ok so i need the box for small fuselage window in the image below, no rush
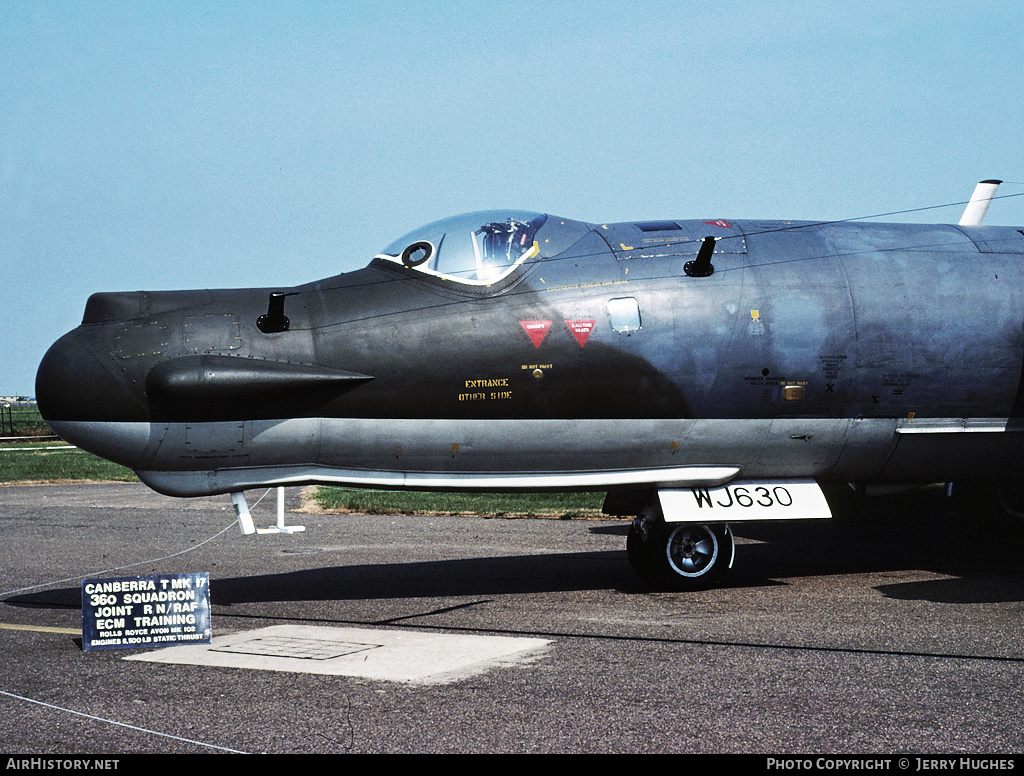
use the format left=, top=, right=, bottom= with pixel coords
left=608, top=297, right=642, bottom=332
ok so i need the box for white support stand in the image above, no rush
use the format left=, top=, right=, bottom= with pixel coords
left=231, top=488, right=305, bottom=535
left=257, top=487, right=305, bottom=534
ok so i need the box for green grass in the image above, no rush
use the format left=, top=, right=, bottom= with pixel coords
left=0, top=442, right=138, bottom=484
left=311, top=487, right=607, bottom=518
left=0, top=403, right=51, bottom=438
left=0, top=403, right=138, bottom=483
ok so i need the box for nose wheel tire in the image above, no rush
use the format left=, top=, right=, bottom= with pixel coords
left=627, top=507, right=734, bottom=590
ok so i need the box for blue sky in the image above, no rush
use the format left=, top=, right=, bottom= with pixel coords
left=3, top=0, right=1023, bottom=396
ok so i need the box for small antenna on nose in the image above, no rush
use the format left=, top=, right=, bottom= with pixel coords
left=257, top=292, right=293, bottom=333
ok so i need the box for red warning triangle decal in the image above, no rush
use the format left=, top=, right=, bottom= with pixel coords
left=520, top=319, right=552, bottom=348
left=565, top=319, right=596, bottom=347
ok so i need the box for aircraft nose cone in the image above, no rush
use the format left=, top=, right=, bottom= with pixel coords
left=36, top=328, right=148, bottom=423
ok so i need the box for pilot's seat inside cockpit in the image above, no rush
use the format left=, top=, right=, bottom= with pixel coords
left=374, top=211, right=547, bottom=285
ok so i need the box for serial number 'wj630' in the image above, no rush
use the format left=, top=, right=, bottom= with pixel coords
left=658, top=479, right=833, bottom=523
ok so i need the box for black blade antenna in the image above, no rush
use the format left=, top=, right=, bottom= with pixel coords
left=257, top=292, right=294, bottom=333
left=684, top=236, right=716, bottom=277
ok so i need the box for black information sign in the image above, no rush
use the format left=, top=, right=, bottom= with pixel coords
left=81, top=572, right=212, bottom=651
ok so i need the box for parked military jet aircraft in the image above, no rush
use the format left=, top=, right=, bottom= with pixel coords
left=35, top=181, right=1024, bottom=589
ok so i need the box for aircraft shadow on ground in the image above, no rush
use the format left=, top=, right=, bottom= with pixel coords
left=6, top=488, right=1024, bottom=609
left=5, top=549, right=641, bottom=610
left=732, top=486, right=1024, bottom=603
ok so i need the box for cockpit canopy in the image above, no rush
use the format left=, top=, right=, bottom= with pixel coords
left=374, top=210, right=547, bottom=285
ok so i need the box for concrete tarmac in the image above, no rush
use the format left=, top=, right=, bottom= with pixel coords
left=1, top=481, right=1023, bottom=754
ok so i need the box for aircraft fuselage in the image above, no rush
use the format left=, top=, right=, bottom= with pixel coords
left=36, top=213, right=1024, bottom=502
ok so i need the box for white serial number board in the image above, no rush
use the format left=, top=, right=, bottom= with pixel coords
left=659, top=479, right=833, bottom=522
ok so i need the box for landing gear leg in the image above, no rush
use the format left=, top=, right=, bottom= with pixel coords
left=626, top=502, right=734, bottom=590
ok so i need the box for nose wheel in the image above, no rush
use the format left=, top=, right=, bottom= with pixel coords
left=626, top=503, right=734, bottom=590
